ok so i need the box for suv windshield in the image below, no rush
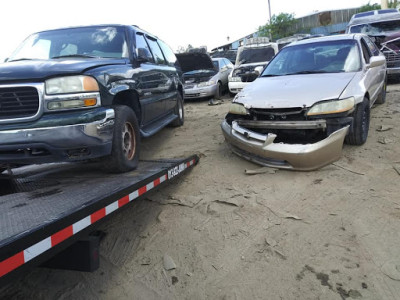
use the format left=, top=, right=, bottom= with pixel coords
left=237, top=47, right=275, bottom=64
left=262, top=40, right=361, bottom=76
left=9, top=26, right=129, bottom=61
left=349, top=19, right=400, bottom=34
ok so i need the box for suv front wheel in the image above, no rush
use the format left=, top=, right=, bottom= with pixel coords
left=105, top=105, right=140, bottom=173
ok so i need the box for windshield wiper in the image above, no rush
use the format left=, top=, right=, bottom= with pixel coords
left=51, top=54, right=98, bottom=59
left=261, top=74, right=284, bottom=77
left=285, top=70, right=331, bottom=75
left=8, top=58, right=33, bottom=62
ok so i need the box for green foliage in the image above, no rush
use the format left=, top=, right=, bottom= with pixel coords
left=389, top=0, right=398, bottom=8
left=358, top=1, right=398, bottom=12
left=358, top=2, right=381, bottom=12
left=258, top=13, right=297, bottom=41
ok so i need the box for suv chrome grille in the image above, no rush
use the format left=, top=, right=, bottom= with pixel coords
left=383, top=50, right=400, bottom=68
left=0, top=86, right=39, bottom=119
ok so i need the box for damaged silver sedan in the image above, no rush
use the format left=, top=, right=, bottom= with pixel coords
left=221, top=34, right=387, bottom=170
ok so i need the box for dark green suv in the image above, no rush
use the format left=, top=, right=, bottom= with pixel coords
left=0, top=25, right=184, bottom=172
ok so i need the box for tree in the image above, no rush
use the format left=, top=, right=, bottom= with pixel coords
left=258, top=13, right=297, bottom=41
left=358, top=2, right=381, bottom=12
left=358, top=1, right=398, bottom=12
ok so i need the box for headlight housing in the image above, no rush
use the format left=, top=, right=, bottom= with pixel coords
left=229, top=103, right=249, bottom=115
left=46, top=75, right=99, bottom=95
left=197, top=80, right=216, bottom=87
left=307, top=97, right=355, bottom=116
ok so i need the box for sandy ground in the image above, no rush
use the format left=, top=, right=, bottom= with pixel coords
left=1, top=86, right=400, bottom=300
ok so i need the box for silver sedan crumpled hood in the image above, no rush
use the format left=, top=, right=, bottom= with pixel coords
left=235, top=73, right=357, bottom=109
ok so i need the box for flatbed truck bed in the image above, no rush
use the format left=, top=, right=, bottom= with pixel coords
left=0, top=155, right=198, bottom=285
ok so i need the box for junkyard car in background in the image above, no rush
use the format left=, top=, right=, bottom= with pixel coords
left=228, top=38, right=279, bottom=95
left=211, top=49, right=238, bottom=64
left=346, top=9, right=400, bottom=75
left=222, top=34, right=387, bottom=170
left=0, top=25, right=184, bottom=173
left=176, top=53, right=233, bottom=99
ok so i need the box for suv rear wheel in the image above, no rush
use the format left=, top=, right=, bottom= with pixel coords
left=170, top=93, right=184, bottom=127
left=105, top=105, right=140, bottom=172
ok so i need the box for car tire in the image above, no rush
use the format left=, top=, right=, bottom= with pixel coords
left=345, top=97, right=370, bottom=145
left=105, top=105, right=140, bottom=173
left=170, top=93, right=184, bottom=127
left=215, top=82, right=222, bottom=100
left=375, top=77, right=387, bottom=104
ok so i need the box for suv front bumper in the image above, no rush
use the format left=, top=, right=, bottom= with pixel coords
left=0, top=107, right=115, bottom=165
left=221, top=120, right=349, bottom=171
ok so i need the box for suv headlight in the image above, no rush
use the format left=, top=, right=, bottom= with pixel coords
left=198, top=80, right=216, bottom=87
left=307, top=97, right=355, bottom=116
left=45, top=75, right=100, bottom=111
left=46, top=75, right=99, bottom=95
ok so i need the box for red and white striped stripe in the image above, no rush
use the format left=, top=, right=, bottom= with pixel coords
left=0, top=159, right=195, bottom=278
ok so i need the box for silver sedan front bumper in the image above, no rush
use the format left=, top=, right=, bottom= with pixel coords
left=184, top=84, right=218, bottom=99
left=221, top=120, right=349, bottom=171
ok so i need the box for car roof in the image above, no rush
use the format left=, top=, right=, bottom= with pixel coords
left=34, top=24, right=157, bottom=38
left=287, top=34, right=362, bottom=47
left=35, top=24, right=127, bottom=33
left=348, top=9, right=400, bottom=27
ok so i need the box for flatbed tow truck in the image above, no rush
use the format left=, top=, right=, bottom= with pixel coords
left=0, top=155, right=198, bottom=286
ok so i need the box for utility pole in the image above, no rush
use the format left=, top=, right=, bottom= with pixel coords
left=381, top=0, right=388, bottom=9
left=268, top=0, right=272, bottom=41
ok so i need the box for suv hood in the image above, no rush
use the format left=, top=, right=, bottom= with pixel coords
left=176, top=53, right=215, bottom=73
left=0, top=58, right=127, bottom=82
left=235, top=73, right=356, bottom=108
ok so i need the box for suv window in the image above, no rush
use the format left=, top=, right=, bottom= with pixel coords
left=135, top=33, right=154, bottom=63
left=158, top=40, right=177, bottom=67
left=146, top=37, right=166, bottom=65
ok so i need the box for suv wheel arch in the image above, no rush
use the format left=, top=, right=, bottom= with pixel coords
left=112, top=90, right=141, bottom=124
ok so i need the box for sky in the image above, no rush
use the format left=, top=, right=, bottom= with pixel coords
left=0, top=0, right=370, bottom=61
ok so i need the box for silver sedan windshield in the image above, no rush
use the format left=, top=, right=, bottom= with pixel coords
left=262, top=40, right=361, bottom=76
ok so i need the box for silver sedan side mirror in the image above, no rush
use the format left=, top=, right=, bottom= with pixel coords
left=368, top=56, right=386, bottom=68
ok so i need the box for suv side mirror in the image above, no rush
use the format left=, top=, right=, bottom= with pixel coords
left=368, top=56, right=385, bottom=68
left=137, top=48, right=152, bottom=63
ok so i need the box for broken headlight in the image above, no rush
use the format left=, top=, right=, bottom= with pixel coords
left=307, top=97, right=355, bottom=116
left=229, top=103, right=249, bottom=115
